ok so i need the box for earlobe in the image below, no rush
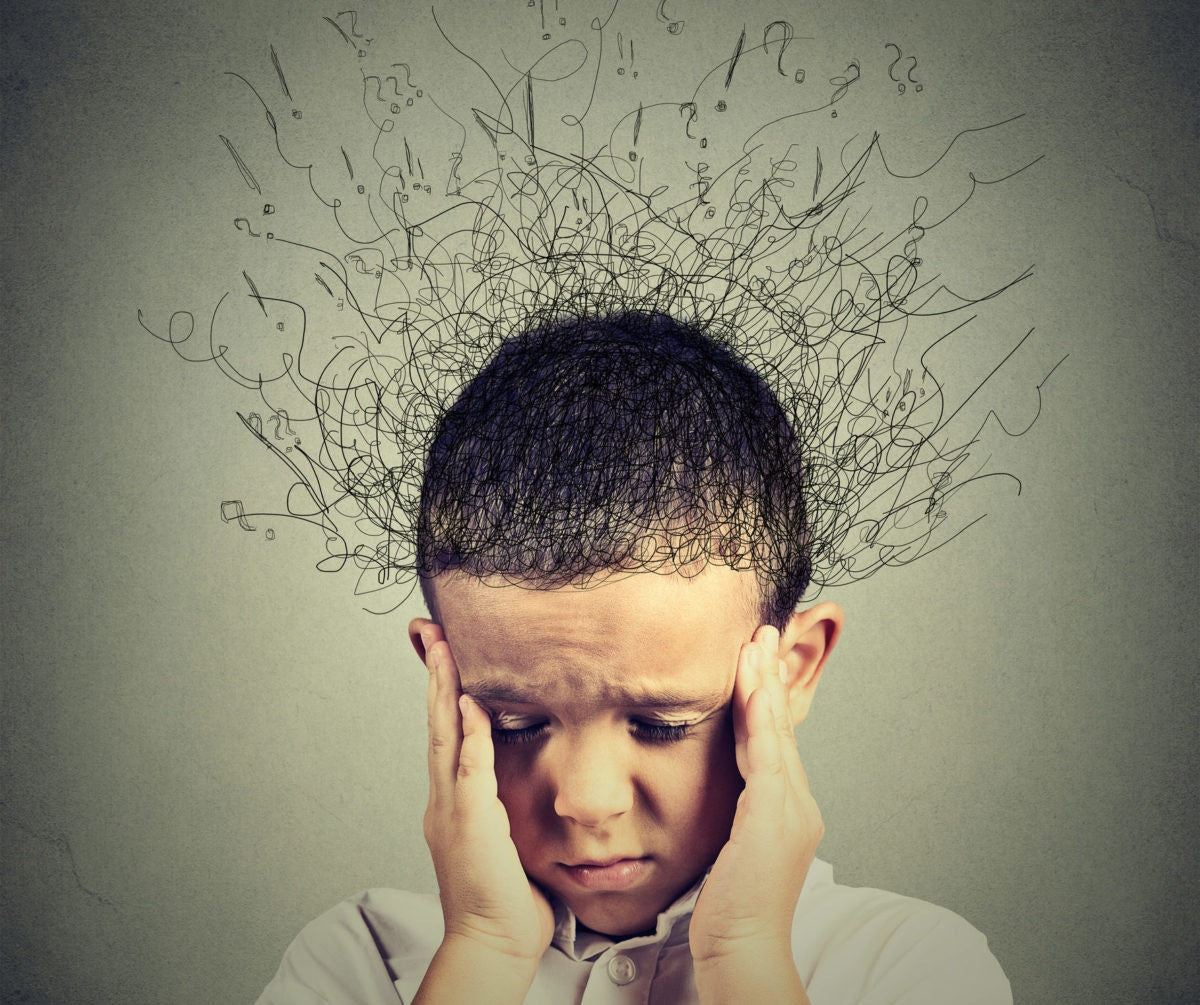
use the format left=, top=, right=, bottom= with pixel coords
left=777, top=602, right=844, bottom=724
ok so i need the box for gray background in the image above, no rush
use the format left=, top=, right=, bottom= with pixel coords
left=2, top=0, right=1196, bottom=1002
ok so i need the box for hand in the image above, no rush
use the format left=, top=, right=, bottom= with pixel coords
left=418, top=621, right=556, bottom=965
left=689, top=625, right=823, bottom=972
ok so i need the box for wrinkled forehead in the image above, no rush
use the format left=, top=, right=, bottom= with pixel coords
left=431, top=565, right=760, bottom=704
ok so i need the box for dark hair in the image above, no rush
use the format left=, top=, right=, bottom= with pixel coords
left=416, top=311, right=810, bottom=630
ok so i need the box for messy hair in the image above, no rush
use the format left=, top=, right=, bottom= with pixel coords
left=416, top=311, right=809, bottom=630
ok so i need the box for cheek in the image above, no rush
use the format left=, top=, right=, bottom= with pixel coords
left=493, top=750, right=547, bottom=845
left=494, top=749, right=536, bottom=810
left=645, top=724, right=742, bottom=828
left=703, top=714, right=741, bottom=790
left=682, top=721, right=743, bottom=832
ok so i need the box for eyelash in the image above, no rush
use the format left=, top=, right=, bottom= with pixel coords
left=491, top=720, right=694, bottom=746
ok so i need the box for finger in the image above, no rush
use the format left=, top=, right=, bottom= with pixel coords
left=723, top=683, right=784, bottom=851
left=767, top=656, right=793, bottom=737
left=422, top=620, right=447, bottom=736
left=748, top=643, right=806, bottom=811
left=427, top=641, right=464, bottom=804
left=769, top=651, right=813, bottom=798
left=754, top=624, right=810, bottom=780
left=750, top=625, right=788, bottom=729
left=753, top=623, right=780, bottom=659
left=456, top=694, right=498, bottom=794
left=742, top=685, right=787, bottom=809
left=745, top=631, right=823, bottom=847
left=732, top=641, right=762, bottom=779
left=762, top=650, right=813, bottom=798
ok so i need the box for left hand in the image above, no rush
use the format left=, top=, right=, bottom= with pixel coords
left=689, top=624, right=824, bottom=965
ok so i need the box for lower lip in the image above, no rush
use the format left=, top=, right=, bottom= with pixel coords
left=560, top=858, right=650, bottom=891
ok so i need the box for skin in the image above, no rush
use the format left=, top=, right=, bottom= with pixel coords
left=409, top=564, right=843, bottom=1003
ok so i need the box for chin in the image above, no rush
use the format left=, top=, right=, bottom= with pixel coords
left=571, top=894, right=663, bottom=938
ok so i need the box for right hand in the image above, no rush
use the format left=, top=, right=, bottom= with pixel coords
left=417, top=620, right=556, bottom=964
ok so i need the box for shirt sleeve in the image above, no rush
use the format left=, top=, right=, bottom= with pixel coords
left=255, top=898, right=407, bottom=1005
left=853, top=907, right=1012, bottom=1005
left=795, top=864, right=1012, bottom=1005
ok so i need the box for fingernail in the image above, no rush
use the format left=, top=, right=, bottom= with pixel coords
left=768, top=626, right=781, bottom=654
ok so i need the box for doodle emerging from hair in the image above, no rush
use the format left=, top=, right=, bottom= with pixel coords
left=141, top=7, right=1055, bottom=614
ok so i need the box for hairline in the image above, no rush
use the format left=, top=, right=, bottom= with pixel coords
left=419, top=560, right=770, bottom=631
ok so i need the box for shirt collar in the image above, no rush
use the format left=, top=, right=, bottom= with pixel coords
left=550, top=872, right=708, bottom=962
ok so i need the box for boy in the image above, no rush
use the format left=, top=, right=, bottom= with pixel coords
left=257, top=312, right=1011, bottom=1003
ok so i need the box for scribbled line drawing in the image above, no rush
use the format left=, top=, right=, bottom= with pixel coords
left=219, top=135, right=261, bottom=193
left=142, top=6, right=1061, bottom=612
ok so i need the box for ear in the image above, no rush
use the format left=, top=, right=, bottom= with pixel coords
left=776, top=601, right=844, bottom=725
left=408, top=617, right=438, bottom=664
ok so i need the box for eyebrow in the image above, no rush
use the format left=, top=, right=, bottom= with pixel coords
left=463, top=678, right=728, bottom=712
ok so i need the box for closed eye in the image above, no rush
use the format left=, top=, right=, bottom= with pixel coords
left=630, top=720, right=693, bottom=744
left=492, top=721, right=549, bottom=745
left=490, top=719, right=694, bottom=745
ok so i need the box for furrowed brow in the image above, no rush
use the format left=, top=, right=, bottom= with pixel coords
left=464, top=678, right=727, bottom=711
left=462, top=681, right=540, bottom=706
left=619, top=687, right=728, bottom=710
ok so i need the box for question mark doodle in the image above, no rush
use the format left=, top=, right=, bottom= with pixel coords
left=657, top=0, right=684, bottom=34
left=679, top=102, right=698, bottom=139
left=220, top=500, right=256, bottom=532
left=268, top=410, right=296, bottom=441
left=886, top=42, right=903, bottom=84
left=764, top=20, right=793, bottom=77
left=392, top=63, right=416, bottom=90
left=885, top=43, right=922, bottom=93
left=829, top=60, right=861, bottom=106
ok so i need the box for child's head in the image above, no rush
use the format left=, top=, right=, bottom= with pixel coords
left=409, top=312, right=841, bottom=935
left=415, top=311, right=812, bottom=630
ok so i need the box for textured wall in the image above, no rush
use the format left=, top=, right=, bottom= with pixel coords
left=2, top=0, right=1196, bottom=1002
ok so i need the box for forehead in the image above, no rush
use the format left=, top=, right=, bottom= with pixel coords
left=433, top=565, right=760, bottom=706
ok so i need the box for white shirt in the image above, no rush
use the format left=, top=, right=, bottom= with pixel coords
left=257, top=859, right=1011, bottom=1003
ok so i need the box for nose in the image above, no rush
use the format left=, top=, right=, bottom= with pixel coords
left=551, top=733, right=635, bottom=827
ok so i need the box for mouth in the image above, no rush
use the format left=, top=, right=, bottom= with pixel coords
left=559, top=857, right=651, bottom=892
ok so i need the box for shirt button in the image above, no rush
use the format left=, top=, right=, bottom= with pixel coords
left=607, top=954, right=637, bottom=985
